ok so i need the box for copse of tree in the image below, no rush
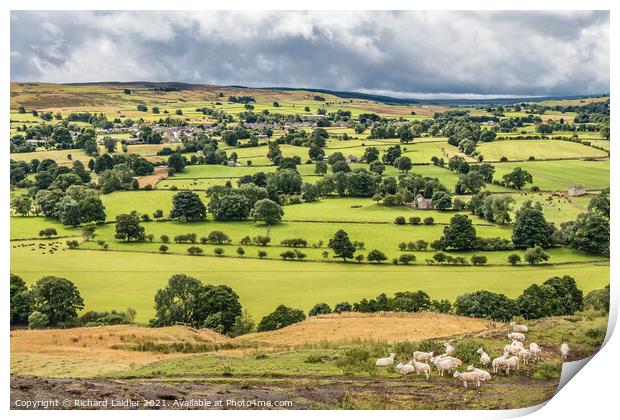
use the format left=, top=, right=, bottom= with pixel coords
left=170, top=191, right=207, bottom=221
left=516, top=275, right=584, bottom=320
left=257, top=305, right=306, bottom=332
left=150, top=274, right=242, bottom=334
left=455, top=290, right=518, bottom=322
left=555, top=211, right=609, bottom=256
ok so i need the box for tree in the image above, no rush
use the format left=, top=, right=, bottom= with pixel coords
left=10, top=274, right=32, bottom=325
left=502, top=167, right=533, bottom=189
left=507, top=254, right=521, bottom=266
left=455, top=172, right=486, bottom=194
left=114, top=212, right=145, bottom=241
left=363, top=147, right=380, bottom=163
left=559, top=212, right=610, bottom=256
left=170, top=191, right=207, bottom=221
left=588, top=190, right=610, bottom=217
left=393, top=156, right=413, bottom=173
left=309, top=303, right=332, bottom=316
left=58, top=196, right=82, bottom=226
left=30, top=276, right=84, bottom=326
left=369, top=161, right=385, bottom=175
left=198, top=285, right=243, bottom=334
left=11, top=195, right=32, bottom=216
left=103, top=137, right=117, bottom=153
left=441, top=214, right=477, bottom=250
left=314, top=161, right=328, bottom=176
left=398, top=254, right=416, bottom=265
left=512, top=201, right=555, bottom=248
left=366, top=249, right=388, bottom=264
left=470, top=255, right=487, bottom=266
left=79, top=195, right=106, bottom=223
left=151, top=274, right=203, bottom=326
left=329, top=229, right=356, bottom=261
left=432, top=190, right=452, bottom=210
left=167, top=153, right=186, bottom=173
left=455, top=290, right=518, bottom=322
left=28, top=311, right=49, bottom=329
left=257, top=305, right=306, bottom=332
left=251, top=199, right=283, bottom=225
left=524, top=246, right=550, bottom=265
left=517, top=275, right=584, bottom=319
left=584, top=286, right=610, bottom=313
left=228, top=309, right=256, bottom=337
left=334, top=302, right=353, bottom=313
left=38, top=228, right=58, bottom=238
left=392, top=291, right=431, bottom=312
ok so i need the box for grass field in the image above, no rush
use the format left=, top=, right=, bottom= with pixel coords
left=10, top=245, right=609, bottom=322
left=477, top=140, right=608, bottom=161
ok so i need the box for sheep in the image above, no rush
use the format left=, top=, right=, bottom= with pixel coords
left=396, top=362, right=416, bottom=375
left=412, top=351, right=433, bottom=363
left=376, top=353, right=396, bottom=367
left=560, top=343, right=570, bottom=360
left=443, top=342, right=455, bottom=356
left=412, top=360, right=431, bottom=379
left=466, top=365, right=492, bottom=381
left=501, top=354, right=520, bottom=374
left=477, top=348, right=491, bottom=366
left=511, top=339, right=524, bottom=348
left=431, top=356, right=454, bottom=376
left=510, top=321, right=528, bottom=333
left=503, top=342, right=520, bottom=355
left=440, top=355, right=462, bottom=368
left=529, top=343, right=542, bottom=361
left=517, top=347, right=530, bottom=365
left=492, top=355, right=507, bottom=373
left=508, top=332, right=526, bottom=341
left=453, top=371, right=481, bottom=388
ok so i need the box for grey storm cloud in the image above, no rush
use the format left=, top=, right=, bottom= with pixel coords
left=10, top=10, right=610, bottom=98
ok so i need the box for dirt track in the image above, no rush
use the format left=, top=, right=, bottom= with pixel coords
left=10, top=374, right=558, bottom=410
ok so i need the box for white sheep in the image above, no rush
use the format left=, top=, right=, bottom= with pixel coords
left=376, top=353, right=396, bottom=367
left=431, top=356, right=453, bottom=376
left=453, top=371, right=481, bottom=388
left=517, top=347, right=530, bottom=365
left=501, top=354, right=520, bottom=374
left=560, top=343, right=570, bottom=360
left=510, top=321, right=528, bottom=333
left=413, top=351, right=434, bottom=363
left=529, top=343, right=542, bottom=361
left=412, top=360, right=431, bottom=379
left=477, top=348, right=491, bottom=366
left=492, top=354, right=507, bottom=373
left=508, top=332, right=526, bottom=341
left=443, top=342, right=455, bottom=356
left=466, top=365, right=492, bottom=381
left=503, top=342, right=520, bottom=355
left=441, top=355, right=462, bottom=368
left=396, top=361, right=416, bottom=375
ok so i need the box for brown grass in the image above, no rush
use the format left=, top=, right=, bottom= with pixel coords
left=234, top=312, right=498, bottom=346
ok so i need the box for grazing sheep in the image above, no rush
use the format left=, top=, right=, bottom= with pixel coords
left=560, top=343, right=570, bottom=360
left=503, top=342, right=520, bottom=355
left=453, top=371, right=481, bottom=388
left=511, top=339, right=524, bottom=348
left=508, top=332, right=526, bottom=341
left=376, top=353, right=396, bottom=367
left=517, top=347, right=530, bottom=365
left=492, top=355, right=507, bottom=373
left=431, top=356, right=453, bottom=376
left=501, top=354, right=520, bottom=374
left=439, top=355, right=462, bottom=368
left=396, top=362, right=416, bottom=375
left=413, top=351, right=433, bottom=363
left=510, top=322, right=528, bottom=333
left=529, top=343, right=542, bottom=361
left=466, top=365, right=492, bottom=381
left=443, top=342, right=455, bottom=356
left=477, top=348, right=491, bottom=366
left=412, top=361, right=431, bottom=379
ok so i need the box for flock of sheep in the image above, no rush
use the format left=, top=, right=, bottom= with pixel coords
left=377, top=321, right=571, bottom=388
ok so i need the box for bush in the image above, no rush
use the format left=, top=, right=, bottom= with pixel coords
left=187, top=246, right=204, bottom=255
left=453, top=340, right=484, bottom=365
left=159, top=245, right=169, bottom=253
left=394, top=216, right=406, bottom=225
left=398, top=254, right=416, bottom=265
left=66, top=240, right=79, bottom=249
left=584, top=286, right=610, bottom=313
left=409, top=217, right=421, bottom=225
left=257, top=250, right=268, bottom=258
left=366, top=249, right=388, bottom=264
left=280, top=238, right=308, bottom=247
left=455, top=290, right=518, bottom=322
left=334, top=302, right=352, bottom=313
left=470, top=255, right=487, bottom=266
left=28, top=311, right=49, bottom=329
left=309, top=303, right=332, bottom=316
left=257, top=305, right=306, bottom=331
left=507, top=253, right=521, bottom=265
left=280, top=250, right=296, bottom=260
left=423, top=217, right=434, bottom=225
left=214, top=247, right=225, bottom=256
left=532, top=363, right=562, bottom=379
left=335, top=346, right=376, bottom=375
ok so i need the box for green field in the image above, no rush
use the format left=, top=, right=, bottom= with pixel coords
left=477, top=140, right=608, bottom=161
left=10, top=245, right=609, bottom=322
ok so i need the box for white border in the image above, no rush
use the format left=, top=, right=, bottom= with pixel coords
left=2, top=2, right=617, bottom=419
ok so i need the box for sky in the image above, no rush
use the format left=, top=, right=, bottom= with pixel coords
left=10, top=10, right=610, bottom=99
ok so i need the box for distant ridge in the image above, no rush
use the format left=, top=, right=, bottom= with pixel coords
left=50, top=81, right=609, bottom=106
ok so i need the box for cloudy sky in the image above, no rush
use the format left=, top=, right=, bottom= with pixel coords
left=10, top=10, right=609, bottom=98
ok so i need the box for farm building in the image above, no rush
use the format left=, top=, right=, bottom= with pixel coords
left=226, top=160, right=242, bottom=167
left=415, top=196, right=433, bottom=210
left=346, top=155, right=359, bottom=163
left=567, top=185, right=587, bottom=196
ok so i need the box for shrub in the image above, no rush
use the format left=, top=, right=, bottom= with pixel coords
left=252, top=235, right=271, bottom=246
left=507, top=253, right=521, bottom=265
left=455, top=290, right=518, bottom=322
left=366, top=249, right=388, bottom=264
left=532, top=363, right=562, bottom=379
left=398, top=254, right=416, bottom=265
left=453, top=340, right=484, bottom=365
left=423, top=217, right=434, bottom=225
left=334, top=302, right=352, bottom=313
left=207, top=231, right=231, bottom=244
left=394, top=216, right=406, bottom=225
left=39, top=228, right=58, bottom=238
left=187, top=246, right=204, bottom=255
left=213, top=247, right=225, bottom=256
left=409, top=216, right=421, bottom=225
left=257, top=304, right=306, bottom=332
left=28, top=311, right=49, bottom=329
left=160, top=234, right=170, bottom=243
left=159, top=245, right=169, bottom=253
left=309, top=303, right=332, bottom=316
left=239, top=236, right=252, bottom=245
left=280, top=238, right=308, bottom=247
left=66, top=240, right=79, bottom=249
left=257, top=250, right=268, bottom=258
left=470, top=255, right=487, bottom=266
left=335, top=346, right=376, bottom=375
